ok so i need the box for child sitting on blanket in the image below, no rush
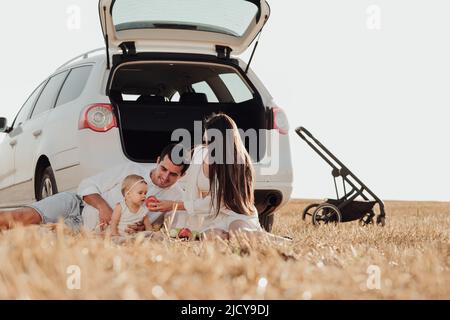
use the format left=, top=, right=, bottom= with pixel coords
left=110, top=175, right=153, bottom=237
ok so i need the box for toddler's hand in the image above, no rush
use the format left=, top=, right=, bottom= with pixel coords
left=125, top=221, right=145, bottom=234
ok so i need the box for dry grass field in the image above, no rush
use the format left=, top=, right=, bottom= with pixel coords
left=0, top=200, right=449, bottom=300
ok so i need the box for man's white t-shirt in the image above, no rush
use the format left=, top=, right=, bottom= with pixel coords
left=77, top=162, right=185, bottom=231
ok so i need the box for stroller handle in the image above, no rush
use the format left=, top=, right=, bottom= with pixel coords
left=295, top=127, right=329, bottom=154
left=295, top=126, right=386, bottom=220
left=295, top=127, right=311, bottom=140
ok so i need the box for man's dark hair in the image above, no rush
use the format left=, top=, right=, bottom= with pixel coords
left=159, top=143, right=190, bottom=175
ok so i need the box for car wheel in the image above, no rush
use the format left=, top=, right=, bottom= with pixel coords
left=259, top=212, right=274, bottom=232
left=37, top=166, right=58, bottom=201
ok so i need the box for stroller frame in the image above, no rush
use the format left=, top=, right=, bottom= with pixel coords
left=295, top=127, right=386, bottom=226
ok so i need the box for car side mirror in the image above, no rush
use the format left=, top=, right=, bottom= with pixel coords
left=0, top=117, right=9, bottom=133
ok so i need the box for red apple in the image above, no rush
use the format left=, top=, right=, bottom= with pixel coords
left=145, top=196, right=159, bottom=209
left=178, top=228, right=193, bottom=240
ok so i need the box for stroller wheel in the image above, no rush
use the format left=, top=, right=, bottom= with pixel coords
left=359, top=212, right=375, bottom=226
left=302, top=204, right=320, bottom=221
left=376, top=216, right=386, bottom=227
left=312, top=204, right=342, bottom=226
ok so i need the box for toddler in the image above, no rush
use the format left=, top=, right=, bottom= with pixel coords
left=110, top=175, right=152, bottom=236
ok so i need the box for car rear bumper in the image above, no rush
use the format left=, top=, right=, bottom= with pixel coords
left=254, top=182, right=293, bottom=216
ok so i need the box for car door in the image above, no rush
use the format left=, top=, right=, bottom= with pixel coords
left=98, top=0, right=270, bottom=56
left=44, top=65, right=94, bottom=192
left=13, top=71, right=69, bottom=203
left=0, top=133, right=15, bottom=197
left=0, top=81, right=46, bottom=207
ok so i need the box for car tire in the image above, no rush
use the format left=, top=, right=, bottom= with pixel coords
left=259, top=212, right=274, bottom=233
left=36, top=166, right=58, bottom=201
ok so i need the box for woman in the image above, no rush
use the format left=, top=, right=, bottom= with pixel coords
left=149, top=113, right=263, bottom=239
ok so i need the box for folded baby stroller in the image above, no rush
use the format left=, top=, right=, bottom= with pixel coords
left=295, top=127, right=386, bottom=226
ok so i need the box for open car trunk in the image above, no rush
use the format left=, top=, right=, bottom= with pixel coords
left=108, top=60, right=267, bottom=162
left=99, top=0, right=271, bottom=57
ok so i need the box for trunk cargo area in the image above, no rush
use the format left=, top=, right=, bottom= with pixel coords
left=108, top=60, right=267, bottom=162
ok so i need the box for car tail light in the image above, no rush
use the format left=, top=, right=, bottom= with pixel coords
left=79, top=104, right=117, bottom=132
left=273, top=107, right=289, bottom=135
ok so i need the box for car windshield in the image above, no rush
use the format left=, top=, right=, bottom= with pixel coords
left=112, top=0, right=259, bottom=37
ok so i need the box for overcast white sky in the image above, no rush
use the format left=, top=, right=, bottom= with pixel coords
left=0, top=1, right=449, bottom=201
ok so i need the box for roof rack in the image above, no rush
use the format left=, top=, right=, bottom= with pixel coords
left=56, top=48, right=105, bottom=71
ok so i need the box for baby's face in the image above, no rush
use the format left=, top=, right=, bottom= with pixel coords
left=127, top=183, right=148, bottom=205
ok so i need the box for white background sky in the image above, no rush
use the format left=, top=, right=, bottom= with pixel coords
left=0, top=1, right=449, bottom=202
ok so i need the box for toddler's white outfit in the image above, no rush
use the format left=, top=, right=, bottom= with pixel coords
left=116, top=201, right=148, bottom=236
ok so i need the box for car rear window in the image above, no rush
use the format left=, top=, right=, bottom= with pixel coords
left=110, top=62, right=255, bottom=104
left=112, top=0, right=259, bottom=37
left=219, top=73, right=254, bottom=103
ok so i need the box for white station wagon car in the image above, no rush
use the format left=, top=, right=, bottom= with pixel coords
left=0, top=0, right=293, bottom=231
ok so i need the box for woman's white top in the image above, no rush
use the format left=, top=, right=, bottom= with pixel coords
left=181, top=145, right=262, bottom=233
left=197, top=163, right=210, bottom=192
left=117, top=201, right=148, bottom=236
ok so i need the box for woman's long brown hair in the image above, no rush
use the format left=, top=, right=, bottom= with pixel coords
left=204, top=113, right=256, bottom=216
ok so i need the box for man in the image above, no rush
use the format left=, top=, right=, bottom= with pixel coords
left=0, top=144, right=189, bottom=232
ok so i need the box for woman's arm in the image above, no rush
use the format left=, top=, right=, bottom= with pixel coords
left=110, top=204, right=122, bottom=236
left=183, top=196, right=215, bottom=215
left=148, top=201, right=186, bottom=213
left=149, top=198, right=214, bottom=215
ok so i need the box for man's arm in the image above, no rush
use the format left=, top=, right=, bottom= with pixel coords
left=77, top=162, right=136, bottom=225
left=83, top=194, right=113, bottom=226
